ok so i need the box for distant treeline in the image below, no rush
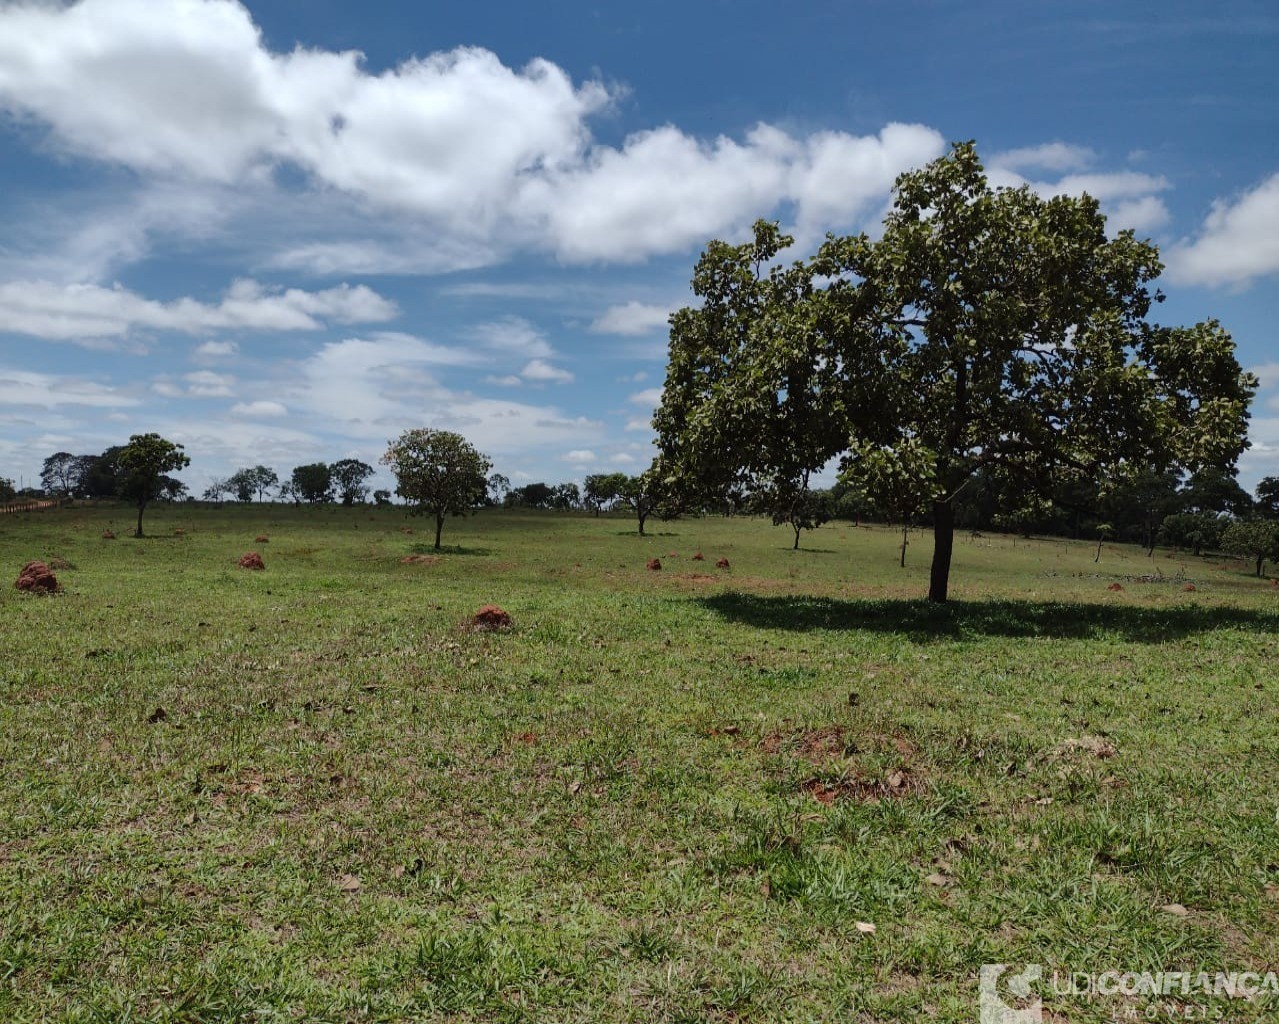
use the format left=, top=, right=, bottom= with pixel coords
left=19, top=448, right=1279, bottom=570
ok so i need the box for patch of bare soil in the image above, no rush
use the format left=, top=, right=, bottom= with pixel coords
left=255, top=535, right=270, bottom=543
left=102, top=530, right=115, bottom=540
left=677, top=573, right=719, bottom=583
left=1043, top=735, right=1118, bottom=762
left=799, top=767, right=921, bottom=805
left=762, top=724, right=849, bottom=760
left=238, top=552, right=266, bottom=570
left=470, top=604, right=513, bottom=631
left=399, top=554, right=440, bottom=566
left=15, top=560, right=59, bottom=593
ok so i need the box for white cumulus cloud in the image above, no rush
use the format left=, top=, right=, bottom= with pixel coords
left=1166, top=174, right=1279, bottom=289
left=0, top=1, right=949, bottom=267
left=521, top=359, right=573, bottom=384
left=590, top=301, right=672, bottom=336
left=230, top=400, right=287, bottom=417
left=0, top=279, right=397, bottom=343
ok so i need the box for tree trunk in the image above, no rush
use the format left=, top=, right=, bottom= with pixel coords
left=637, top=511, right=647, bottom=536
left=793, top=524, right=801, bottom=550
left=135, top=500, right=146, bottom=538
left=900, top=523, right=908, bottom=568
left=1095, top=538, right=1103, bottom=563
left=1257, top=555, right=1264, bottom=578
left=434, top=513, right=444, bottom=550
left=928, top=500, right=954, bottom=603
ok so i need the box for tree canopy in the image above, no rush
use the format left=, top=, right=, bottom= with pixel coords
left=381, top=429, right=492, bottom=550
left=655, top=142, right=1256, bottom=601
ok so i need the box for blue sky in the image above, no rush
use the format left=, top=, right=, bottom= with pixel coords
left=2, top=0, right=1277, bottom=496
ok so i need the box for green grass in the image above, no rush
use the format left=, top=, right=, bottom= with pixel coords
left=2, top=503, right=1278, bottom=1022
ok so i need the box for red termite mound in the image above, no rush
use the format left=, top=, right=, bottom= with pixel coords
left=15, top=561, right=58, bottom=593
left=255, top=535, right=269, bottom=543
left=238, top=552, right=266, bottom=570
left=646, top=558, right=662, bottom=571
left=716, top=557, right=731, bottom=569
left=691, top=552, right=705, bottom=561
left=471, top=604, right=513, bottom=631
left=1107, top=582, right=1124, bottom=592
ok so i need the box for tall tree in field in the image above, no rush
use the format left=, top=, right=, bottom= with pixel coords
left=583, top=473, right=627, bottom=515
left=246, top=465, right=278, bottom=502
left=381, top=429, right=491, bottom=550
left=226, top=468, right=255, bottom=502
left=616, top=466, right=680, bottom=536
left=116, top=433, right=190, bottom=537
left=330, top=459, right=374, bottom=505
left=655, top=143, right=1256, bottom=602
left=487, top=473, right=511, bottom=506
left=290, top=463, right=333, bottom=504
left=40, top=452, right=80, bottom=497
left=1256, top=476, right=1279, bottom=520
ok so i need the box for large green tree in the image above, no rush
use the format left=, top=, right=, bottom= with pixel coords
left=381, top=429, right=491, bottom=550
left=117, top=433, right=190, bottom=537
left=655, top=142, right=1256, bottom=602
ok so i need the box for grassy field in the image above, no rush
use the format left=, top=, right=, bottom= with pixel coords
left=2, top=502, right=1278, bottom=1022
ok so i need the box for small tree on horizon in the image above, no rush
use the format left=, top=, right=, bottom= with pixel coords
left=40, top=452, right=80, bottom=497
left=331, top=459, right=374, bottom=505
left=618, top=465, right=680, bottom=536
left=290, top=463, right=333, bottom=504
left=1222, top=519, right=1279, bottom=578
left=382, top=429, right=492, bottom=550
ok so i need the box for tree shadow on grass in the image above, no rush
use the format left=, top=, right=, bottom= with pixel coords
left=697, top=592, right=1279, bottom=644
left=409, top=543, right=494, bottom=557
